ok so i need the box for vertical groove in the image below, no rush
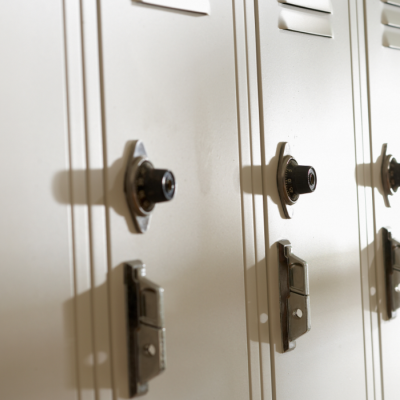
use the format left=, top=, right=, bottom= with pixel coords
left=243, top=0, right=265, bottom=397
left=346, top=1, right=371, bottom=399
left=79, top=0, right=99, bottom=398
left=62, top=0, right=82, bottom=398
left=95, top=0, right=117, bottom=398
left=231, top=0, right=253, bottom=398
left=252, top=0, right=276, bottom=398
left=362, top=0, right=385, bottom=398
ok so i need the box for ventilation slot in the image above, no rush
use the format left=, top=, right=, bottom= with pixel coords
left=136, top=0, right=209, bottom=14
left=278, top=0, right=331, bottom=13
left=279, top=7, right=332, bottom=38
left=382, top=0, right=400, bottom=8
left=382, top=2, right=400, bottom=49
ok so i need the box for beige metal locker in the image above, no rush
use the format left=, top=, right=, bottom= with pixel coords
left=0, top=1, right=76, bottom=399
left=2, top=0, right=397, bottom=399
left=253, top=1, right=376, bottom=399
left=363, top=1, right=400, bottom=399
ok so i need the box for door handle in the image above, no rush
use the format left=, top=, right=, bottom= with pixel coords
left=383, top=228, right=400, bottom=319
left=124, top=260, right=166, bottom=397
left=278, top=240, right=311, bottom=352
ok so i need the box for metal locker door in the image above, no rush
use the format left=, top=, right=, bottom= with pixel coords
left=254, top=1, right=370, bottom=399
left=0, top=1, right=76, bottom=399
left=363, top=0, right=400, bottom=398
left=68, top=0, right=265, bottom=399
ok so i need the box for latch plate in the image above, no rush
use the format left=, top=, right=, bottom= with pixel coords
left=124, top=261, right=166, bottom=397
left=278, top=240, right=311, bottom=352
left=383, top=228, right=400, bottom=319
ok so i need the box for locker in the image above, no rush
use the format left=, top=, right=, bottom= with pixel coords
left=363, top=0, right=400, bottom=399
left=253, top=1, right=374, bottom=399
left=62, top=0, right=264, bottom=399
left=2, top=0, right=399, bottom=399
left=0, top=1, right=76, bottom=399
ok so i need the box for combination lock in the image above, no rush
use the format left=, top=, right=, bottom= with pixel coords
left=125, top=141, right=176, bottom=233
left=277, top=142, right=317, bottom=218
left=382, top=143, right=400, bottom=207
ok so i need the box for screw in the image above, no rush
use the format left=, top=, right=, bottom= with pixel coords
left=143, top=344, right=156, bottom=357
left=293, top=309, right=303, bottom=319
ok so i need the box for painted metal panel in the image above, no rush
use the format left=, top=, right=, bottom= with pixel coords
left=96, top=0, right=255, bottom=399
left=255, top=1, right=367, bottom=399
left=0, top=1, right=76, bottom=399
left=364, top=1, right=400, bottom=399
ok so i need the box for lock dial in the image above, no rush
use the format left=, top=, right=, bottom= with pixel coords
left=277, top=142, right=317, bottom=218
left=125, top=141, right=176, bottom=233
left=284, top=159, right=317, bottom=202
left=381, top=143, right=400, bottom=207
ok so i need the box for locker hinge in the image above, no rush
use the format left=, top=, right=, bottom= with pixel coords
left=278, top=240, right=311, bottom=352
left=124, top=261, right=166, bottom=397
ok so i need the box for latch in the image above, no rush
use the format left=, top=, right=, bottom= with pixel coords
left=278, top=240, right=311, bottom=352
left=124, top=261, right=166, bottom=397
left=125, top=141, right=176, bottom=233
left=276, top=142, right=317, bottom=218
left=381, top=143, right=400, bottom=207
left=383, top=228, right=400, bottom=319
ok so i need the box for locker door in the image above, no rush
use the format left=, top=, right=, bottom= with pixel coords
left=77, top=1, right=266, bottom=399
left=364, top=0, right=400, bottom=398
left=254, top=1, right=370, bottom=399
left=0, top=1, right=76, bottom=399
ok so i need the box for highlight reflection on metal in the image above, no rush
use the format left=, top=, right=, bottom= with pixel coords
left=279, top=8, right=332, bottom=38
left=278, top=240, right=311, bottom=352
left=125, top=261, right=166, bottom=397
left=383, top=228, right=400, bottom=320
left=382, top=0, right=400, bottom=7
left=278, top=0, right=331, bottom=13
left=136, top=0, right=209, bottom=14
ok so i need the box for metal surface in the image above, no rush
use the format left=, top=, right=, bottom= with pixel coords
left=124, top=261, right=166, bottom=398
left=256, top=0, right=367, bottom=395
left=364, top=0, right=400, bottom=396
left=278, top=240, right=311, bottom=352
left=382, top=228, right=400, bottom=319
left=0, top=1, right=78, bottom=399
left=100, top=1, right=252, bottom=397
left=278, top=0, right=331, bottom=13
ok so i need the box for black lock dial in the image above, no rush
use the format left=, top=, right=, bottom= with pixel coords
left=389, top=158, right=400, bottom=193
left=285, top=159, right=317, bottom=202
left=135, top=161, right=176, bottom=212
